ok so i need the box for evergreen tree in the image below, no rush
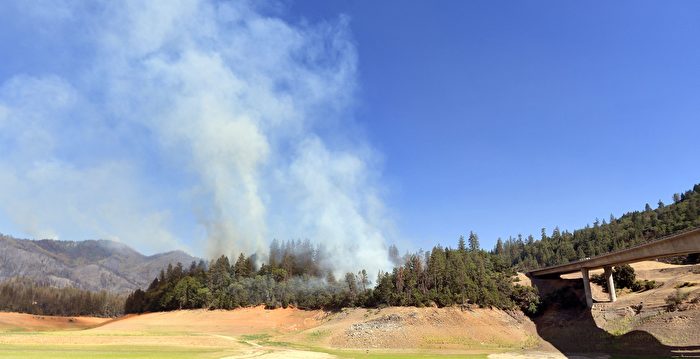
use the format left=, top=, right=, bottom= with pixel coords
left=468, top=231, right=480, bottom=252
left=457, top=235, right=467, bottom=252
left=494, top=238, right=504, bottom=257
left=234, top=253, right=252, bottom=278
left=673, top=193, right=682, bottom=203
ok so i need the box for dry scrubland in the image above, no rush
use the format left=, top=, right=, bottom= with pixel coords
left=0, top=261, right=698, bottom=358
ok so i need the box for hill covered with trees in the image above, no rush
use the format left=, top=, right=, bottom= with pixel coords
left=125, top=235, right=537, bottom=314
left=126, top=183, right=700, bottom=316
left=0, top=278, right=124, bottom=317
left=496, top=183, right=700, bottom=270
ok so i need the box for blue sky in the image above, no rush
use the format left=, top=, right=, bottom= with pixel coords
left=287, top=1, right=700, bottom=249
left=0, top=1, right=699, bottom=268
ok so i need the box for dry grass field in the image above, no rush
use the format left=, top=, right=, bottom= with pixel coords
left=0, top=306, right=528, bottom=358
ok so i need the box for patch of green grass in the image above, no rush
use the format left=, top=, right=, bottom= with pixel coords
left=239, top=333, right=272, bottom=341
left=239, top=332, right=291, bottom=348
left=420, top=335, right=520, bottom=350
left=263, top=340, right=489, bottom=359
left=608, top=316, right=634, bottom=336
left=0, top=344, right=235, bottom=359
left=1, top=330, right=188, bottom=337
left=306, top=329, right=331, bottom=342
left=0, top=327, right=27, bottom=333
left=265, top=340, right=293, bottom=347
left=521, top=334, right=540, bottom=349
left=422, top=335, right=478, bottom=346
left=324, top=350, right=488, bottom=359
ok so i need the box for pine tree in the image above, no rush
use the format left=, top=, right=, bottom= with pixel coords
left=269, top=239, right=280, bottom=267
left=673, top=193, right=682, bottom=203
left=494, top=239, right=504, bottom=256
left=234, top=253, right=251, bottom=278
left=468, top=231, right=480, bottom=252
left=358, top=269, right=369, bottom=291
left=458, top=235, right=467, bottom=252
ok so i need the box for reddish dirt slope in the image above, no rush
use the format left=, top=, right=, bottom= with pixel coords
left=91, top=306, right=325, bottom=335
left=0, top=312, right=109, bottom=332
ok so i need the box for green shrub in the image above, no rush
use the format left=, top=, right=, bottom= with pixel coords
left=511, top=284, right=540, bottom=316
left=674, top=282, right=696, bottom=289
left=632, top=279, right=661, bottom=292
left=613, top=264, right=636, bottom=289
left=665, top=289, right=690, bottom=312
left=591, top=265, right=637, bottom=291
left=590, top=273, right=606, bottom=287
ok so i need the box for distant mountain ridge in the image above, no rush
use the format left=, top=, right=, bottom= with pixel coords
left=0, top=234, right=198, bottom=293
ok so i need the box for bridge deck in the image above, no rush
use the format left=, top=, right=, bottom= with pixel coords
left=529, top=227, right=700, bottom=277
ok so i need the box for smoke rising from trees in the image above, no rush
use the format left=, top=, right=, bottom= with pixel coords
left=0, top=1, right=393, bottom=276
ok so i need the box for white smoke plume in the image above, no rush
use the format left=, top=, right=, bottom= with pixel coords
left=0, top=0, right=392, bottom=275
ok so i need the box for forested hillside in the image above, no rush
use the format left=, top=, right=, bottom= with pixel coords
left=124, top=236, right=537, bottom=314
left=0, top=278, right=123, bottom=317
left=496, top=183, right=700, bottom=270
left=125, top=184, right=700, bottom=316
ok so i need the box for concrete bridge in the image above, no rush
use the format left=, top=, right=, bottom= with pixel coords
left=528, top=227, right=700, bottom=308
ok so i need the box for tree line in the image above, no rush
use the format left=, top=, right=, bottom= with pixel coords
left=10, top=183, right=700, bottom=317
left=125, top=183, right=700, bottom=316
left=125, top=234, right=539, bottom=315
left=0, top=278, right=124, bottom=317
left=373, top=233, right=540, bottom=314
left=494, top=183, right=700, bottom=270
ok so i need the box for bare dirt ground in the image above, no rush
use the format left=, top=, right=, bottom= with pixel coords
left=532, top=261, right=700, bottom=357
left=0, top=312, right=109, bottom=332
left=0, top=308, right=329, bottom=358
left=589, top=262, right=700, bottom=349
left=283, top=306, right=543, bottom=354
left=92, top=306, right=325, bottom=335
left=558, top=261, right=700, bottom=323
left=0, top=306, right=543, bottom=358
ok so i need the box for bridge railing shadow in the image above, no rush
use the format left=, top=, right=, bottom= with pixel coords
left=529, top=277, right=700, bottom=358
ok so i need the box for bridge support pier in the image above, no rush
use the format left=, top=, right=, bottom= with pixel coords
left=581, top=268, right=593, bottom=308
left=604, top=266, right=617, bottom=302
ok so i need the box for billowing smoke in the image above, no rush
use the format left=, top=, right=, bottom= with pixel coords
left=0, top=1, right=392, bottom=275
